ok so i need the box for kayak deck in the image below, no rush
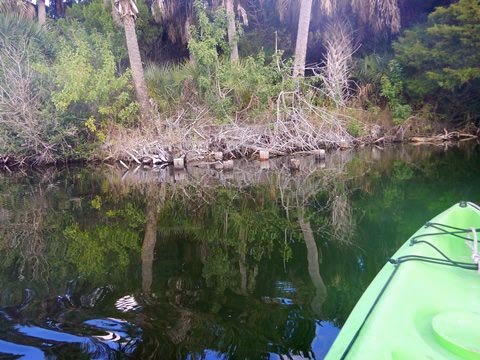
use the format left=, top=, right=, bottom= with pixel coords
left=326, top=202, right=480, bottom=360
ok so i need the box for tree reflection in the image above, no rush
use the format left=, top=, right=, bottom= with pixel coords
left=2, top=145, right=479, bottom=358
left=141, top=184, right=164, bottom=297
left=298, top=209, right=327, bottom=316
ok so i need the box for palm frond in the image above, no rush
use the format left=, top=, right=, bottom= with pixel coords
left=0, top=0, right=32, bottom=18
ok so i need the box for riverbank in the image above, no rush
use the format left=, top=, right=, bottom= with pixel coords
left=1, top=112, right=478, bottom=171
left=64, top=112, right=480, bottom=169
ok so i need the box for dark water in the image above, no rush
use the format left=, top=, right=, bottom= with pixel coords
left=0, top=144, right=479, bottom=359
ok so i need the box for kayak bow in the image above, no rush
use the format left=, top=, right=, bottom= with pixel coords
left=326, top=201, right=480, bottom=360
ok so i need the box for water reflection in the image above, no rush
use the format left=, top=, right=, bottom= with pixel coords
left=0, top=143, right=479, bottom=358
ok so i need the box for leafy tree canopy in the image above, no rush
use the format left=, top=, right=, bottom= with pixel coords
left=393, top=0, right=480, bottom=121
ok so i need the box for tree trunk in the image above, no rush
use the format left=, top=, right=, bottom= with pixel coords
left=38, top=0, right=46, bottom=25
left=225, top=0, right=239, bottom=61
left=122, top=14, right=153, bottom=121
left=292, top=0, right=313, bottom=78
left=55, top=0, right=65, bottom=18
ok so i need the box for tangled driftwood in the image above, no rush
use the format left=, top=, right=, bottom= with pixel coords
left=410, top=129, right=478, bottom=144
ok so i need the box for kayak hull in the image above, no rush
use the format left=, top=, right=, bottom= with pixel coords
left=326, top=202, right=480, bottom=360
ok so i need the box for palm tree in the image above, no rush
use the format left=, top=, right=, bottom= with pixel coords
left=113, top=0, right=153, bottom=121
left=292, top=0, right=332, bottom=78
left=0, top=0, right=30, bottom=17
left=37, top=0, right=45, bottom=24
left=292, top=0, right=313, bottom=78
left=225, top=0, right=238, bottom=61
left=291, top=0, right=400, bottom=78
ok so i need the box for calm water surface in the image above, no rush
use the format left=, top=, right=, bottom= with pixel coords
left=0, top=144, right=479, bottom=359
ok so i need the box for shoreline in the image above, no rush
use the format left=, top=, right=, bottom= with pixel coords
left=1, top=126, right=478, bottom=172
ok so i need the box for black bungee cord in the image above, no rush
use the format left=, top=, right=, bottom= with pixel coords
left=339, top=206, right=479, bottom=359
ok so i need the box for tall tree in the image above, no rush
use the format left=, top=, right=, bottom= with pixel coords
left=113, top=0, right=153, bottom=121
left=291, top=0, right=400, bottom=78
left=292, top=0, right=313, bottom=78
left=225, top=0, right=238, bottom=61
left=37, top=0, right=46, bottom=24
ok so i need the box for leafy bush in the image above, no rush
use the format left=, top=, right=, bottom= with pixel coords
left=145, top=62, right=198, bottom=112
left=50, top=22, right=139, bottom=132
left=218, top=53, right=282, bottom=113
left=0, top=13, right=140, bottom=163
left=67, top=0, right=127, bottom=63
left=0, top=15, right=75, bottom=163
left=182, top=0, right=284, bottom=121
left=346, top=120, right=364, bottom=137
left=67, top=0, right=162, bottom=64
left=393, top=0, right=480, bottom=122
left=353, top=54, right=389, bottom=87
left=380, top=60, right=412, bottom=124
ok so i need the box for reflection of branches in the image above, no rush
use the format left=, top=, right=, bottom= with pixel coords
left=0, top=181, right=49, bottom=282
left=330, top=191, right=355, bottom=244
left=103, top=150, right=358, bottom=247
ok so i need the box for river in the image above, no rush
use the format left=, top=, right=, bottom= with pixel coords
left=0, top=143, right=479, bottom=359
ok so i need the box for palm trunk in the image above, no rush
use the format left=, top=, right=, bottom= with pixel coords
left=122, top=14, right=153, bottom=121
left=55, top=0, right=65, bottom=18
left=225, top=0, right=239, bottom=61
left=292, top=0, right=313, bottom=78
left=38, top=0, right=46, bottom=25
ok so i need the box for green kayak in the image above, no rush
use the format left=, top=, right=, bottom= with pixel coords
left=326, top=202, right=480, bottom=360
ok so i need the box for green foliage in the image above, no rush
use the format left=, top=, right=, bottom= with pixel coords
left=50, top=22, right=139, bottom=129
left=393, top=0, right=480, bottom=121
left=67, top=0, right=126, bottom=63
left=187, top=0, right=231, bottom=119
left=178, top=0, right=284, bottom=120
left=145, top=62, right=198, bottom=112
left=188, top=0, right=228, bottom=71
left=64, top=222, right=141, bottom=282
left=67, top=0, right=162, bottom=63
left=346, top=120, right=364, bottom=137
left=353, top=53, right=390, bottom=88
left=0, top=15, right=78, bottom=162
left=0, top=12, right=141, bottom=162
left=380, top=60, right=412, bottom=124
left=217, top=53, right=283, bottom=113
left=90, top=195, right=102, bottom=209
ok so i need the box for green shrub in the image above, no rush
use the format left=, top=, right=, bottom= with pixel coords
left=0, top=15, right=75, bottom=163
left=0, top=15, right=140, bottom=163
left=353, top=53, right=390, bottom=88
left=67, top=0, right=127, bottom=63
left=185, top=0, right=285, bottom=121
left=380, top=60, right=412, bottom=124
left=50, top=22, right=139, bottom=131
left=393, top=0, right=480, bottom=122
left=346, top=120, right=364, bottom=137
left=145, top=62, right=198, bottom=112
left=218, top=52, right=282, bottom=112
left=67, top=0, right=162, bottom=64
